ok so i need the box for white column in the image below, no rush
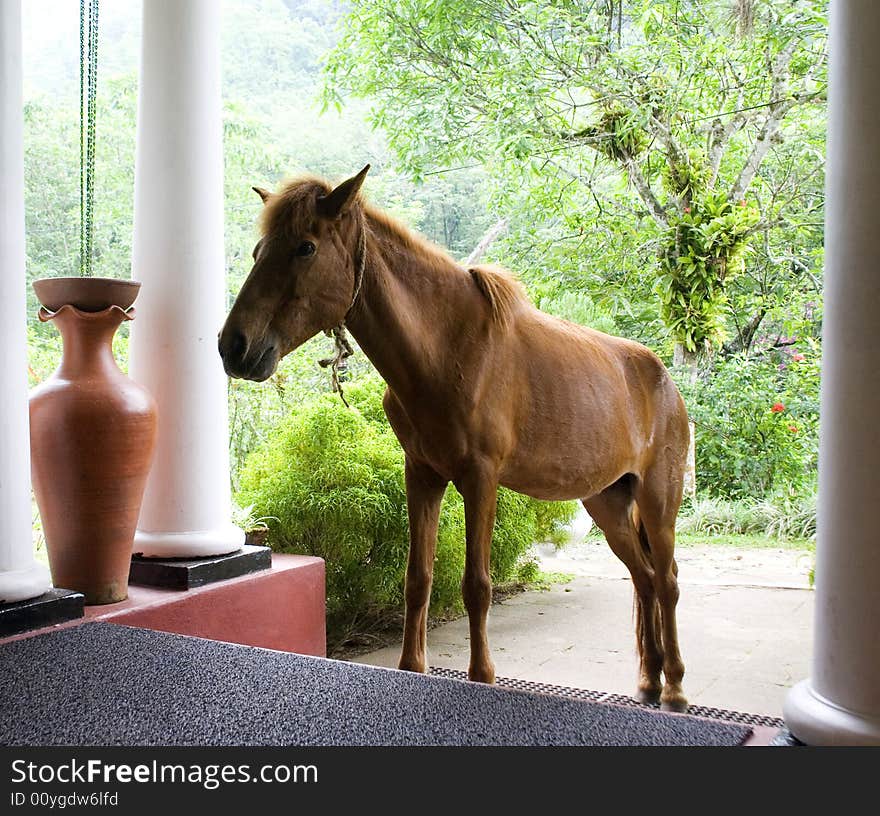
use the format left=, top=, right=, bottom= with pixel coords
left=129, top=0, right=243, bottom=558
left=784, top=1, right=880, bottom=745
left=0, top=0, right=51, bottom=603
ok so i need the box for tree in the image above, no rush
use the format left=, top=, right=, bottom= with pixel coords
left=325, top=0, right=828, bottom=365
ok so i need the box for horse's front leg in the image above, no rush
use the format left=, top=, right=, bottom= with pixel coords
left=455, top=464, right=498, bottom=684
left=398, top=458, right=448, bottom=674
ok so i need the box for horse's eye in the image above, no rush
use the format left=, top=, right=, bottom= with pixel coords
left=295, top=241, right=316, bottom=258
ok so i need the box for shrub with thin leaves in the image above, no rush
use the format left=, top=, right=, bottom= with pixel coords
left=674, top=347, right=820, bottom=500
left=677, top=494, right=816, bottom=541
left=237, top=376, right=575, bottom=647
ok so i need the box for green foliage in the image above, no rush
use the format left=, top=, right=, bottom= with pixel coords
left=658, top=194, right=760, bottom=352
left=326, top=0, right=827, bottom=358
left=23, top=78, right=136, bottom=329
left=535, top=288, right=617, bottom=336
left=660, top=149, right=712, bottom=200
left=26, top=327, right=63, bottom=387
left=589, top=107, right=649, bottom=162
left=236, top=376, right=576, bottom=647
left=675, top=345, right=820, bottom=499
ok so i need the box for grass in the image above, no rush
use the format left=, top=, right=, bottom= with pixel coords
left=674, top=532, right=813, bottom=550
left=508, top=569, right=575, bottom=588
left=583, top=529, right=813, bottom=550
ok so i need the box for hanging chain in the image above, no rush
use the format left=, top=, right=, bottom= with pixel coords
left=87, top=0, right=99, bottom=275
left=79, top=0, right=85, bottom=274
left=79, top=0, right=99, bottom=277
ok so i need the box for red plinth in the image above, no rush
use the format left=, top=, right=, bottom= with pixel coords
left=1, top=554, right=326, bottom=656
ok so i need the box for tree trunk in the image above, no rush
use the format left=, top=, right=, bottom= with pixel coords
left=722, top=310, right=765, bottom=357
left=683, top=421, right=697, bottom=500
left=673, top=342, right=699, bottom=382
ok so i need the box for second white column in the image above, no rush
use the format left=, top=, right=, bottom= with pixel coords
left=129, top=0, right=243, bottom=558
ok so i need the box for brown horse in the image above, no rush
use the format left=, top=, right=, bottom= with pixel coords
left=219, top=166, right=690, bottom=711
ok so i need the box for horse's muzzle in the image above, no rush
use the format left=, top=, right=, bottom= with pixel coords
left=218, top=330, right=279, bottom=382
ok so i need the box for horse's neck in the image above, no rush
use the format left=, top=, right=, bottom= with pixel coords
left=345, top=219, right=476, bottom=402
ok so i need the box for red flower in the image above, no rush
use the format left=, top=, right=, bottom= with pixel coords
left=684, top=206, right=691, bottom=213
left=792, top=353, right=805, bottom=362
left=789, top=425, right=799, bottom=433
left=771, top=402, right=785, bottom=413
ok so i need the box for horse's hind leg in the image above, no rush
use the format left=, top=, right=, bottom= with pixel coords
left=583, top=479, right=664, bottom=705
left=635, top=464, right=687, bottom=712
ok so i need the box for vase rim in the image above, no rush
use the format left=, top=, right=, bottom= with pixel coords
left=33, top=277, right=142, bottom=313
left=33, top=276, right=142, bottom=283
left=38, top=303, right=135, bottom=324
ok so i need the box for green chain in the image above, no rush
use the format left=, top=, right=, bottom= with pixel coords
left=79, top=0, right=99, bottom=277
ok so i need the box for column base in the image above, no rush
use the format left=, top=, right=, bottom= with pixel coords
left=133, top=522, right=244, bottom=559
left=0, top=588, right=84, bottom=637
left=129, top=544, right=271, bottom=589
left=769, top=727, right=805, bottom=746
left=784, top=679, right=880, bottom=746
left=0, top=561, right=51, bottom=605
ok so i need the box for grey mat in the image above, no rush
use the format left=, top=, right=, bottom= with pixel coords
left=0, top=623, right=751, bottom=746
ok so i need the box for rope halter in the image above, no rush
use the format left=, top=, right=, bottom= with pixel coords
left=318, top=209, right=367, bottom=407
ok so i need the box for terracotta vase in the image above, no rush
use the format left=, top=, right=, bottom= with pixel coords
left=29, top=278, right=157, bottom=604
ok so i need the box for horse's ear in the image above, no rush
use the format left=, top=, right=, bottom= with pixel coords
left=252, top=186, right=272, bottom=204
left=317, top=164, right=370, bottom=219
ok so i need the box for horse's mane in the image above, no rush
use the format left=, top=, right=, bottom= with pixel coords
left=261, top=175, right=529, bottom=326
left=467, top=264, right=526, bottom=328
left=363, top=203, right=452, bottom=272
left=259, top=175, right=331, bottom=237
left=362, top=205, right=528, bottom=328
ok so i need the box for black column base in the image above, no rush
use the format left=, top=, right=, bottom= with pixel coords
left=128, top=545, right=272, bottom=590
left=0, top=588, right=85, bottom=638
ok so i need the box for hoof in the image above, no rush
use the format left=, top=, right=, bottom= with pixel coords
left=397, top=659, right=427, bottom=674
left=468, top=666, right=496, bottom=684
left=660, top=694, right=689, bottom=714
left=636, top=686, right=662, bottom=706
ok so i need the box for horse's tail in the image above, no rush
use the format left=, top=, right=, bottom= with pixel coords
left=632, top=504, right=662, bottom=664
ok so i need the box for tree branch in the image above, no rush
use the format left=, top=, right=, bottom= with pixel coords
left=555, top=125, right=668, bottom=225
left=729, top=38, right=823, bottom=201
left=649, top=113, right=691, bottom=182
left=707, top=75, right=747, bottom=187
left=620, top=149, right=669, bottom=226
left=463, top=218, right=509, bottom=266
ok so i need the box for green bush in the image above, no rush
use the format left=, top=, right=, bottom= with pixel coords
left=236, top=375, right=576, bottom=647
left=675, top=346, right=820, bottom=500
left=227, top=333, right=378, bottom=490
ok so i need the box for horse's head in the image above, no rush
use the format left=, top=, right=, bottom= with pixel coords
left=218, top=165, right=370, bottom=381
